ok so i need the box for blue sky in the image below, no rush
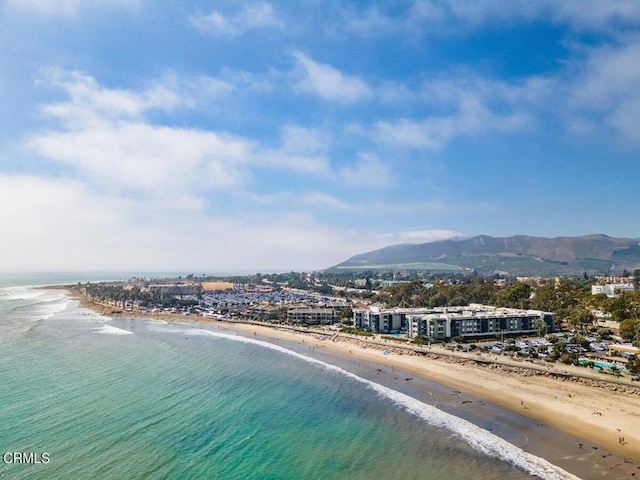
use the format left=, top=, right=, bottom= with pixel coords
left=1, top=0, right=639, bottom=272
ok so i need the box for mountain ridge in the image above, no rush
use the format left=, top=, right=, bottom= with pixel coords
left=329, top=234, right=640, bottom=276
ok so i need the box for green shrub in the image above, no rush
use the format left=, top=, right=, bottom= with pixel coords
left=340, top=327, right=374, bottom=337
left=381, top=335, right=409, bottom=342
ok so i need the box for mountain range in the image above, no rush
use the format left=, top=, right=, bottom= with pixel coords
left=329, top=234, right=640, bottom=276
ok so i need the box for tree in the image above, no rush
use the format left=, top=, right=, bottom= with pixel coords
left=634, top=269, right=640, bottom=291
left=569, top=308, right=596, bottom=333
left=570, top=333, right=590, bottom=349
left=429, top=293, right=448, bottom=307
left=380, top=281, right=424, bottom=307
left=588, top=293, right=609, bottom=311
left=315, top=284, right=333, bottom=295
left=496, top=282, right=531, bottom=309
left=530, top=282, right=557, bottom=311
left=531, top=279, right=583, bottom=322
left=627, top=355, right=640, bottom=375
left=535, top=318, right=547, bottom=338
left=550, top=340, right=566, bottom=361
left=340, top=306, right=354, bottom=323
left=604, top=291, right=640, bottom=322
left=619, top=319, right=640, bottom=343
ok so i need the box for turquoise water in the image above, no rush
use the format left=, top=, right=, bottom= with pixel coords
left=0, top=280, right=580, bottom=479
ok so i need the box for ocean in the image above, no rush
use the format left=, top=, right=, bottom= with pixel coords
left=0, top=274, right=602, bottom=479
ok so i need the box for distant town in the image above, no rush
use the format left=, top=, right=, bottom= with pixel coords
left=75, top=269, right=640, bottom=377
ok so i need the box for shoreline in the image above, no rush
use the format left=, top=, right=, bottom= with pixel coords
left=69, top=289, right=640, bottom=476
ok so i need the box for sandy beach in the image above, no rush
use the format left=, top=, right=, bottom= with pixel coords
left=72, top=292, right=640, bottom=477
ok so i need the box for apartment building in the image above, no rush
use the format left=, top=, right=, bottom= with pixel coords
left=353, top=304, right=555, bottom=340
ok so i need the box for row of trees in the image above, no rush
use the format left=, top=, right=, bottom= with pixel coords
left=83, top=283, right=198, bottom=309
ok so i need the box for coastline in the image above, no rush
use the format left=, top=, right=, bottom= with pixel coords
left=70, top=289, right=640, bottom=477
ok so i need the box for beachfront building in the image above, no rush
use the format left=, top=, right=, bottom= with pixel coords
left=286, top=305, right=338, bottom=325
left=353, top=305, right=413, bottom=335
left=353, top=304, right=555, bottom=341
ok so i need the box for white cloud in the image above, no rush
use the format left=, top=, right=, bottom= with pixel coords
left=343, top=5, right=403, bottom=37
left=190, top=2, right=282, bottom=37
left=544, top=1, right=640, bottom=30
left=569, top=42, right=640, bottom=109
left=565, top=36, right=640, bottom=144
left=40, top=69, right=235, bottom=127
left=30, top=71, right=378, bottom=208
left=339, top=153, right=393, bottom=188
left=280, top=125, right=328, bottom=155
left=343, top=0, right=640, bottom=37
left=219, top=68, right=274, bottom=93
left=371, top=76, right=532, bottom=149
left=370, top=199, right=493, bottom=216
left=292, top=51, right=372, bottom=103
left=0, top=175, right=136, bottom=270
left=300, top=192, right=358, bottom=212
left=373, top=106, right=528, bottom=150
left=41, top=71, right=178, bottom=127
left=373, top=117, right=453, bottom=150
left=257, top=126, right=331, bottom=175
left=28, top=70, right=265, bottom=198
left=28, top=123, right=252, bottom=196
left=176, top=74, right=237, bottom=106
left=607, top=100, right=640, bottom=144
left=4, top=0, right=140, bottom=17
left=374, top=229, right=464, bottom=245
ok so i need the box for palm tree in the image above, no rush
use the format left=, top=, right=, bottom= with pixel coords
left=535, top=318, right=546, bottom=338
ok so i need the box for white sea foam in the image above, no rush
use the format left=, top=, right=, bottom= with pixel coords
left=94, top=325, right=134, bottom=335
left=0, top=286, right=71, bottom=320
left=34, top=305, right=70, bottom=321
left=170, top=326, right=580, bottom=480
left=34, top=298, right=72, bottom=320
left=0, top=286, right=47, bottom=301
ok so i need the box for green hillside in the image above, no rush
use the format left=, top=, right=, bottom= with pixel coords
left=329, top=234, right=640, bottom=276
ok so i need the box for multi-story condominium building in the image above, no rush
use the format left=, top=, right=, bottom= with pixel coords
left=353, top=304, right=555, bottom=340
left=287, top=305, right=337, bottom=325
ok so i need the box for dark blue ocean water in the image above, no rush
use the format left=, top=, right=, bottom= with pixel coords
left=0, top=278, right=580, bottom=479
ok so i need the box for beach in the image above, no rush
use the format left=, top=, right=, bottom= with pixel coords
left=203, top=321, right=640, bottom=454
left=71, top=292, right=640, bottom=478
